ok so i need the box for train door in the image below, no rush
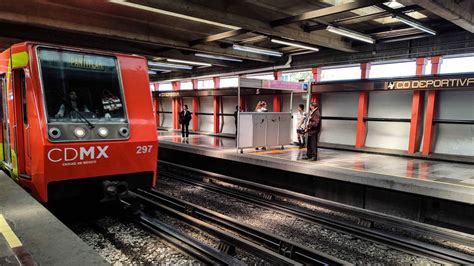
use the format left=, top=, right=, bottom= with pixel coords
left=1, top=73, right=12, bottom=168
left=12, top=69, right=30, bottom=178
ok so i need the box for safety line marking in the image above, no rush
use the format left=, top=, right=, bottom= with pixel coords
left=255, top=147, right=304, bottom=155
left=0, top=214, right=22, bottom=248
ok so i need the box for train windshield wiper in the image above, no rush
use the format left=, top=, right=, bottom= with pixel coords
left=70, top=108, right=95, bottom=129
left=60, top=99, right=95, bottom=129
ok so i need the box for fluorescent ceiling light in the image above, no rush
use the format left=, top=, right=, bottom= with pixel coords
left=148, top=62, right=193, bottom=70
left=194, top=53, right=243, bottom=62
left=108, top=0, right=240, bottom=30
left=232, top=44, right=283, bottom=57
left=394, top=15, right=437, bottom=35
left=326, top=25, right=375, bottom=44
left=166, top=58, right=212, bottom=66
left=148, top=70, right=157, bottom=75
left=270, top=39, right=319, bottom=52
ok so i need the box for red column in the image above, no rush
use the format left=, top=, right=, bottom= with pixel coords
left=154, top=83, right=160, bottom=127
left=311, top=67, right=321, bottom=103
left=422, top=56, right=442, bottom=155
left=191, top=79, right=199, bottom=132
left=355, top=63, right=370, bottom=148
left=240, top=96, right=246, bottom=111
left=408, top=58, right=427, bottom=154
left=213, top=77, right=220, bottom=134
left=172, top=81, right=181, bottom=130
left=273, top=71, right=282, bottom=112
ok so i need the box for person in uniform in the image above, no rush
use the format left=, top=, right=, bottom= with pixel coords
left=179, top=105, right=192, bottom=139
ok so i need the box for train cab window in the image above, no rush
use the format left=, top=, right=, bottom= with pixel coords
left=37, top=48, right=126, bottom=123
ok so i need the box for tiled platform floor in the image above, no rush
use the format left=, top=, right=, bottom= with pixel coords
left=158, top=131, right=474, bottom=188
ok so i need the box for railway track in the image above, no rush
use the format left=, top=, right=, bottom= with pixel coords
left=135, top=211, right=243, bottom=265
left=157, top=160, right=474, bottom=265
left=127, top=189, right=348, bottom=265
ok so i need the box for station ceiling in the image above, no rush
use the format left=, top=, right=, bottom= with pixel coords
left=0, top=0, right=473, bottom=81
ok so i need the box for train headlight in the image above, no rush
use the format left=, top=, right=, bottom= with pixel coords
left=74, top=127, right=87, bottom=138
left=97, top=127, right=109, bottom=138
left=119, top=127, right=129, bottom=137
left=48, top=127, right=61, bottom=139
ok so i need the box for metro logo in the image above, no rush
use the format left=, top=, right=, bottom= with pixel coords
left=48, top=146, right=109, bottom=163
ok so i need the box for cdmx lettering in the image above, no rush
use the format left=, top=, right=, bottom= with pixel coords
left=47, top=146, right=109, bottom=163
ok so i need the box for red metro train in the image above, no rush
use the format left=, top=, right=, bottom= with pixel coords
left=0, top=42, right=158, bottom=202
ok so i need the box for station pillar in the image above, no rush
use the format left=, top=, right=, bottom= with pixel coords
left=213, top=77, right=220, bottom=134
left=273, top=71, right=282, bottom=112
left=172, top=81, right=181, bottom=130
left=355, top=63, right=370, bottom=148
left=311, top=67, right=321, bottom=104
left=154, top=83, right=160, bottom=127
left=422, top=56, right=442, bottom=156
left=408, top=58, right=427, bottom=154
left=191, top=79, right=199, bottom=132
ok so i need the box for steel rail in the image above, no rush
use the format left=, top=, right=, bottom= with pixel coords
left=132, top=189, right=348, bottom=265
left=129, top=191, right=304, bottom=265
left=137, top=211, right=244, bottom=265
left=157, top=160, right=474, bottom=265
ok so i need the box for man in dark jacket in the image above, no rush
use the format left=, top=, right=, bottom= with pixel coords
left=179, top=105, right=192, bottom=139
left=304, top=102, right=321, bottom=161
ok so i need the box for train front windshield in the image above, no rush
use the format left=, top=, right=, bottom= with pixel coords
left=38, top=48, right=126, bottom=123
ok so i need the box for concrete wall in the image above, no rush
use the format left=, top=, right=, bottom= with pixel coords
left=433, top=90, right=474, bottom=156
left=365, top=91, right=412, bottom=150
left=221, top=96, right=237, bottom=134
left=199, top=97, right=214, bottom=132
left=159, top=98, right=172, bottom=128
left=320, top=92, right=358, bottom=146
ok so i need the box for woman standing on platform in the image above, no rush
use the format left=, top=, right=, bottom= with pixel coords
left=179, top=105, right=192, bottom=140
left=295, top=104, right=307, bottom=148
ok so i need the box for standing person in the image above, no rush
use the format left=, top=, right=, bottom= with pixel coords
left=233, top=105, right=239, bottom=136
left=304, top=102, right=321, bottom=161
left=179, top=105, right=192, bottom=139
left=256, top=101, right=268, bottom=112
left=295, top=104, right=307, bottom=148
left=55, top=91, right=91, bottom=118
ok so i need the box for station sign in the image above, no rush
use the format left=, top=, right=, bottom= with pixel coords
left=385, top=77, right=474, bottom=90
left=262, top=80, right=304, bottom=91
left=311, top=74, right=474, bottom=93
left=159, top=92, right=180, bottom=97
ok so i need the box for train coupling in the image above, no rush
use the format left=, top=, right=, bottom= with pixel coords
left=101, top=180, right=129, bottom=201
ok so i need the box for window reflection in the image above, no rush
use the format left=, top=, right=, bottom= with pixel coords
left=38, top=48, right=126, bottom=123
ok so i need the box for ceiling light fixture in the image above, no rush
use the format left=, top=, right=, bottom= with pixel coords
left=194, top=53, right=243, bottom=62
left=326, top=25, right=375, bottom=44
left=148, top=62, right=193, bottom=70
left=270, top=39, right=319, bottom=52
left=232, top=44, right=283, bottom=57
left=148, top=70, right=157, bottom=75
left=166, top=58, right=212, bottom=66
left=393, top=15, right=437, bottom=35
left=108, top=0, right=240, bottom=30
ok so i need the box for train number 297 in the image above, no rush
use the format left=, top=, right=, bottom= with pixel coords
left=136, top=145, right=153, bottom=154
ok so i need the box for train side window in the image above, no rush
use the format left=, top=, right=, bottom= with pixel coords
left=19, top=70, right=27, bottom=125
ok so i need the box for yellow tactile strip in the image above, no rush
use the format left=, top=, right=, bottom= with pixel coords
left=0, top=214, right=22, bottom=249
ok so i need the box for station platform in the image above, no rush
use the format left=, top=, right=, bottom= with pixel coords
left=0, top=172, right=107, bottom=265
left=158, top=131, right=474, bottom=232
